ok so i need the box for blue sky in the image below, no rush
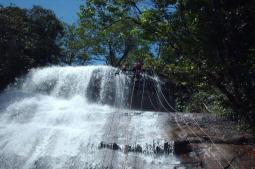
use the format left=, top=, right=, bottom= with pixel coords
left=0, top=0, right=84, bottom=24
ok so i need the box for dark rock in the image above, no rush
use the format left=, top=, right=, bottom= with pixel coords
left=155, top=146, right=162, bottom=154
left=86, top=69, right=102, bottom=103
left=99, top=142, right=120, bottom=150
left=126, top=145, right=132, bottom=152
left=164, top=142, right=171, bottom=154
left=86, top=69, right=176, bottom=111
left=174, top=141, right=192, bottom=155
left=135, top=144, right=142, bottom=152
left=112, top=143, right=120, bottom=150
left=130, top=75, right=176, bottom=112
left=99, top=141, right=105, bottom=149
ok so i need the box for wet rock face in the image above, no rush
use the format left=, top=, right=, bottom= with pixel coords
left=168, top=113, right=255, bottom=169
left=86, top=69, right=101, bottom=103
left=130, top=76, right=175, bottom=112
left=99, top=142, right=120, bottom=150
left=98, top=141, right=174, bottom=155
left=124, top=144, right=143, bottom=153
left=173, top=141, right=192, bottom=155
left=86, top=69, right=117, bottom=105
left=86, top=70, right=176, bottom=111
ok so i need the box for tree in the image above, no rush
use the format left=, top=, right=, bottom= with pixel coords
left=77, top=0, right=153, bottom=66
left=77, top=0, right=255, bottom=125
left=178, top=0, right=255, bottom=123
left=0, top=6, right=64, bottom=90
left=60, top=24, right=89, bottom=65
left=132, top=0, right=255, bottom=124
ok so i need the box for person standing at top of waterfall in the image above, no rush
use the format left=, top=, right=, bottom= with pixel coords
left=115, top=62, right=129, bottom=76
left=121, top=63, right=129, bottom=72
left=132, top=59, right=143, bottom=80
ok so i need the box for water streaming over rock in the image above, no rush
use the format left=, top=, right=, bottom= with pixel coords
left=18, top=66, right=131, bottom=107
left=0, top=66, right=180, bottom=169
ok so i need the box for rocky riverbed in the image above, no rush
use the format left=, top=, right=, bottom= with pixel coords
left=168, top=113, right=255, bottom=169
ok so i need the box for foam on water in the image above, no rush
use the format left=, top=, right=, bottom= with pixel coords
left=0, top=66, right=180, bottom=169
left=0, top=66, right=131, bottom=168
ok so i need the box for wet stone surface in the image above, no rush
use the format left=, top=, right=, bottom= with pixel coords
left=98, top=141, right=174, bottom=155
left=168, top=112, right=255, bottom=169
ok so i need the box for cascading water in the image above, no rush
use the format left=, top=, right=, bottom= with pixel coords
left=18, top=66, right=131, bottom=107
left=0, top=66, right=180, bottom=169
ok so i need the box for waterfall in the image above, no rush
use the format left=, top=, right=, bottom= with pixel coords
left=0, top=66, right=177, bottom=169
left=17, top=66, right=131, bottom=107
left=0, top=66, right=130, bottom=168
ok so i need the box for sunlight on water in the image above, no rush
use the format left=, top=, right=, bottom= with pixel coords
left=0, top=66, right=179, bottom=169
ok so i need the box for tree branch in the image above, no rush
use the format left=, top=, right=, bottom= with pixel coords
left=131, top=1, right=142, bottom=15
left=126, top=16, right=183, bottom=57
left=103, top=18, right=122, bottom=30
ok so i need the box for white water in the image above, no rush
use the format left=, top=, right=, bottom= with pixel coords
left=0, top=66, right=179, bottom=169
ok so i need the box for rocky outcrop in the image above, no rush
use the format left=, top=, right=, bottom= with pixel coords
left=98, top=141, right=174, bottom=155
left=173, top=140, right=192, bottom=154
left=129, top=74, right=175, bottom=111
left=168, top=113, right=255, bottom=169
left=86, top=68, right=176, bottom=111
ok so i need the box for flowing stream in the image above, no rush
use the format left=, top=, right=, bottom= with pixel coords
left=0, top=66, right=181, bottom=169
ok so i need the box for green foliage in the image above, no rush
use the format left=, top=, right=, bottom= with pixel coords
left=77, top=0, right=153, bottom=66
left=177, top=0, right=255, bottom=123
left=76, top=0, right=255, bottom=125
left=0, top=6, right=63, bottom=90
left=184, top=90, right=234, bottom=116
left=139, top=0, right=255, bottom=125
left=60, top=24, right=89, bottom=65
